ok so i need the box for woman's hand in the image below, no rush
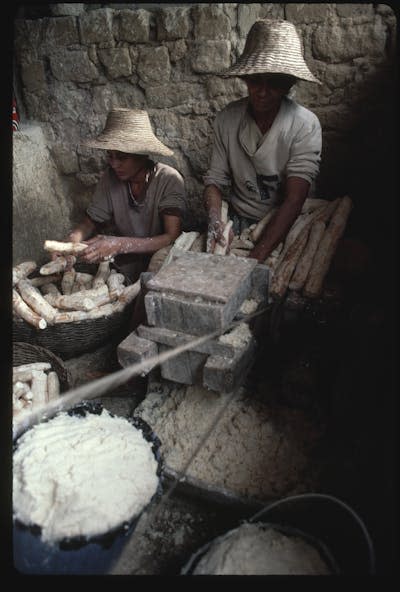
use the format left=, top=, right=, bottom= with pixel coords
left=79, top=235, right=124, bottom=263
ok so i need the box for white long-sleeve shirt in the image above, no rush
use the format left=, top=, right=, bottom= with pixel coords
left=204, top=96, right=322, bottom=221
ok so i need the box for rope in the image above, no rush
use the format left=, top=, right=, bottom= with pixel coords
left=124, top=386, right=242, bottom=575
left=248, top=492, right=376, bottom=574
left=12, top=306, right=269, bottom=440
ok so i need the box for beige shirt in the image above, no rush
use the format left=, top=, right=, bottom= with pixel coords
left=204, top=96, right=322, bottom=221
left=87, top=161, right=186, bottom=281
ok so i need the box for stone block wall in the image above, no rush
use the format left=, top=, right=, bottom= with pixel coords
left=13, top=3, right=397, bottom=241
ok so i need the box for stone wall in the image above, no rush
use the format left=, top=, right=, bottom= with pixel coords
left=13, top=3, right=397, bottom=247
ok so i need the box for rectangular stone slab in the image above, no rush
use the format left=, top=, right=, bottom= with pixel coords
left=146, top=251, right=258, bottom=303
left=145, top=287, right=253, bottom=336
left=203, top=339, right=256, bottom=393
left=159, top=345, right=208, bottom=385
left=117, top=331, right=159, bottom=374
left=137, top=324, right=239, bottom=358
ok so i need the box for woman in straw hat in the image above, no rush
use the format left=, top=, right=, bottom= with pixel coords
left=204, top=18, right=322, bottom=260
left=66, top=108, right=187, bottom=282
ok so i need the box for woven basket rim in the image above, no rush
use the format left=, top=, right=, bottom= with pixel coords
left=13, top=341, right=72, bottom=391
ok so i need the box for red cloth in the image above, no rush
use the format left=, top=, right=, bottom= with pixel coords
left=12, top=96, right=20, bottom=131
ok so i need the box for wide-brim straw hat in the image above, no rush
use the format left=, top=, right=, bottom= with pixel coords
left=224, top=18, right=321, bottom=84
left=83, top=108, right=174, bottom=156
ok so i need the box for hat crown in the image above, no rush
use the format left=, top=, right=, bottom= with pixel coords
left=243, top=19, right=303, bottom=58
left=83, top=108, right=174, bottom=156
left=224, top=18, right=321, bottom=84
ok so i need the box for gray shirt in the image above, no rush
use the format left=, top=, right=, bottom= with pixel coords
left=204, top=96, right=322, bottom=221
left=87, top=161, right=186, bottom=281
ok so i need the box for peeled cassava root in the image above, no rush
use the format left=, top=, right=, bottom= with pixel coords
left=12, top=362, right=61, bottom=419
left=43, top=240, right=88, bottom=255
left=13, top=260, right=139, bottom=328
left=268, top=196, right=353, bottom=300
left=215, top=196, right=353, bottom=303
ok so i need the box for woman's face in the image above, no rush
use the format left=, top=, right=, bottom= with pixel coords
left=106, top=151, right=145, bottom=181
left=243, top=74, right=295, bottom=117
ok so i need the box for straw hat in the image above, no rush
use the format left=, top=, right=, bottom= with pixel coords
left=83, top=108, right=174, bottom=156
left=224, top=18, right=321, bottom=84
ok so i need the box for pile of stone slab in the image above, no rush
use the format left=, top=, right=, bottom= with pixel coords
left=117, top=252, right=269, bottom=393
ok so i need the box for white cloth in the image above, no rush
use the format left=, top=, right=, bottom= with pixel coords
left=204, top=96, right=322, bottom=221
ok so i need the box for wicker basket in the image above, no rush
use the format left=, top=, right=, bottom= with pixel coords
left=13, top=263, right=134, bottom=359
left=13, top=342, right=72, bottom=392
left=13, top=304, right=133, bottom=360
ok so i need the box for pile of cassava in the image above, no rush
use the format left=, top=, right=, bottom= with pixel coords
left=12, top=240, right=140, bottom=330
left=216, top=196, right=353, bottom=302
left=13, top=361, right=61, bottom=419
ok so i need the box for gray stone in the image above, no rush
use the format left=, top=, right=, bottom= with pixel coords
left=313, top=20, right=386, bottom=62
left=159, top=345, right=208, bottom=385
left=203, top=339, right=256, bottom=393
left=193, top=4, right=231, bottom=40
left=164, top=39, right=187, bottom=63
left=190, top=40, right=231, bottom=74
left=115, top=9, right=150, bottom=43
left=75, top=173, right=100, bottom=187
left=79, top=8, right=114, bottom=47
left=336, top=4, right=374, bottom=19
left=157, top=7, right=191, bottom=41
left=145, top=83, right=206, bottom=109
left=50, top=145, right=80, bottom=175
left=137, top=46, right=171, bottom=85
left=286, top=3, right=335, bottom=23
left=206, top=76, right=247, bottom=99
left=146, top=251, right=258, bottom=304
left=13, top=124, right=72, bottom=266
left=117, top=331, right=159, bottom=374
left=248, top=263, right=269, bottom=303
left=98, top=48, right=132, bottom=79
left=237, top=3, right=262, bottom=38
left=44, top=16, right=79, bottom=46
left=14, top=18, right=45, bottom=58
left=136, top=325, right=239, bottom=358
left=50, top=49, right=99, bottom=82
left=49, top=4, right=85, bottom=17
left=20, top=61, right=47, bottom=92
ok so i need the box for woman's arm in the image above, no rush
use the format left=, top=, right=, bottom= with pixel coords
left=79, top=214, right=182, bottom=264
left=68, top=215, right=97, bottom=242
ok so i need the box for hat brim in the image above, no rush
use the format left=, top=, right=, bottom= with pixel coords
left=82, top=136, right=174, bottom=157
left=223, top=59, right=321, bottom=85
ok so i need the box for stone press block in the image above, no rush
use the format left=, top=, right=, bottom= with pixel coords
left=203, top=338, right=257, bottom=394
left=145, top=252, right=258, bottom=335
left=117, top=331, right=159, bottom=375
left=158, top=344, right=208, bottom=385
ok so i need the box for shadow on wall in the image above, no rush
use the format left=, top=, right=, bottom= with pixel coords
left=316, top=58, right=397, bottom=250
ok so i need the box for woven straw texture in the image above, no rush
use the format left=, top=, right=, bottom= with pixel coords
left=13, top=262, right=134, bottom=359
left=224, top=18, right=321, bottom=84
left=83, top=108, right=174, bottom=156
left=13, top=304, right=133, bottom=360
left=13, top=342, right=72, bottom=392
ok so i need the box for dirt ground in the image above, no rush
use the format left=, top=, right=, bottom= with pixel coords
left=60, top=288, right=397, bottom=576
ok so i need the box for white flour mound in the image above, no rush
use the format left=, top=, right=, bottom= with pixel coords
left=13, top=409, right=159, bottom=544
left=191, top=523, right=332, bottom=575
left=135, top=385, right=322, bottom=500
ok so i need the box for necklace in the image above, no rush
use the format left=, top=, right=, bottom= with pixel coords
left=127, top=164, right=149, bottom=208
